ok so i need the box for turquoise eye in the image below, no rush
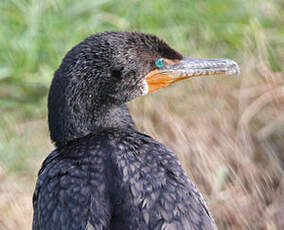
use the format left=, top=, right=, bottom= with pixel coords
left=155, top=58, right=165, bottom=68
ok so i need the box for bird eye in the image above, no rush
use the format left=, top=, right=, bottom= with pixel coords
left=155, top=58, right=165, bottom=68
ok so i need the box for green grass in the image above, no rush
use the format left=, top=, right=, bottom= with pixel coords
left=1, top=0, right=282, bottom=109
left=1, top=0, right=284, bottom=229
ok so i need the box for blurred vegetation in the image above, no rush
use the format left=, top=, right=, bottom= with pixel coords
left=0, top=0, right=283, bottom=229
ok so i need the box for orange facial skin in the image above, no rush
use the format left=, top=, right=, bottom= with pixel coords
left=145, top=58, right=183, bottom=93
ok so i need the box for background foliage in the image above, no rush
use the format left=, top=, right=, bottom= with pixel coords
left=1, top=0, right=283, bottom=229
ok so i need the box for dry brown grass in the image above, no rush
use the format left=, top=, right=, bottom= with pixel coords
left=0, top=120, right=52, bottom=230
left=128, top=53, right=284, bottom=229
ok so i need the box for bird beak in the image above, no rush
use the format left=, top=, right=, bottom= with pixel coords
left=145, top=57, right=240, bottom=93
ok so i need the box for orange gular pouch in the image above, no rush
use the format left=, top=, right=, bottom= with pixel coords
left=145, top=69, right=187, bottom=93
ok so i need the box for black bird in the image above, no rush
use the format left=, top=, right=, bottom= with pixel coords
left=33, top=31, right=239, bottom=230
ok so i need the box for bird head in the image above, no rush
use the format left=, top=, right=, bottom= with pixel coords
left=48, top=31, right=239, bottom=146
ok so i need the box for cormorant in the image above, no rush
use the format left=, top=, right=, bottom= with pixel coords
left=33, top=31, right=239, bottom=230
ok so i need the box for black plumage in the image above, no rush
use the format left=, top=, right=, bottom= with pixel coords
left=33, top=31, right=219, bottom=230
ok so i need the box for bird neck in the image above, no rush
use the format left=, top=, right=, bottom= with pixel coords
left=48, top=103, right=137, bottom=148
